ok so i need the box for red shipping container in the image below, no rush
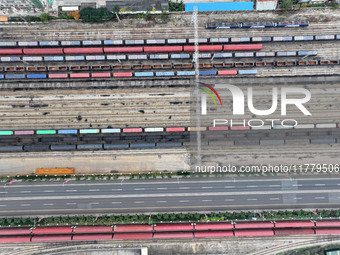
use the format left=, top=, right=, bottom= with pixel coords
left=23, top=48, right=63, bottom=55
left=32, top=235, right=72, bottom=242
left=63, top=48, right=103, bottom=54
left=208, top=126, right=229, bottom=131
left=223, top=44, right=262, bottom=51
left=218, top=70, right=237, bottom=76
left=104, top=47, right=143, bottom=53
left=0, top=49, right=23, bottom=55
left=234, top=229, right=274, bottom=236
left=154, top=224, right=193, bottom=231
left=154, top=232, right=193, bottom=239
left=113, top=72, right=132, bottom=77
left=0, top=236, right=31, bottom=243
left=316, top=221, right=340, bottom=227
left=315, top=228, right=340, bottom=235
left=0, top=228, right=31, bottom=235
left=275, top=228, right=315, bottom=236
left=275, top=221, right=314, bottom=228
left=183, top=45, right=223, bottom=52
left=166, top=127, right=185, bottom=132
left=91, top=73, right=111, bottom=78
left=122, top=128, right=143, bottom=133
left=114, top=224, right=153, bottom=232
left=70, top=73, right=90, bottom=78
left=33, top=227, right=72, bottom=234
left=144, top=46, right=182, bottom=52
left=73, top=226, right=112, bottom=233
left=195, top=231, right=233, bottom=238
left=49, top=73, right=68, bottom=79
left=114, top=233, right=152, bottom=239
left=72, top=234, right=112, bottom=240
left=195, top=223, right=233, bottom=230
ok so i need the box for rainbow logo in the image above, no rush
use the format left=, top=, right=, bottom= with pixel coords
left=199, top=82, right=222, bottom=115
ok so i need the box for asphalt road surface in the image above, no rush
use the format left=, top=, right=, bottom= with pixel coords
left=0, top=175, right=339, bottom=216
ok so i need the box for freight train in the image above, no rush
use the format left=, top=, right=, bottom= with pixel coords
left=0, top=220, right=339, bottom=243
left=206, top=20, right=309, bottom=29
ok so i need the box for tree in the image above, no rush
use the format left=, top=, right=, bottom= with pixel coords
left=39, top=13, right=52, bottom=22
left=280, top=0, right=293, bottom=10
left=79, top=7, right=114, bottom=23
left=169, top=1, right=185, bottom=12
left=68, top=10, right=80, bottom=20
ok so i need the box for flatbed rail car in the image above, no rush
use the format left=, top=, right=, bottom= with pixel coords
left=35, top=167, right=75, bottom=175
left=206, top=20, right=309, bottom=29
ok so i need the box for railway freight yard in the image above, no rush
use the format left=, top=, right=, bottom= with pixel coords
left=0, top=9, right=340, bottom=174
left=0, top=5, right=340, bottom=255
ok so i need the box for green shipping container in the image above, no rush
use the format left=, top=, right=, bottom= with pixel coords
left=0, top=131, right=13, bottom=135
left=37, top=130, right=56, bottom=135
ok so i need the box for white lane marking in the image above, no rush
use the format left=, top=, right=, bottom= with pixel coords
left=43, top=190, right=54, bottom=193
left=179, top=200, right=189, bottom=203
left=90, top=202, right=99, bottom=205
left=66, top=190, right=77, bottom=192
left=224, top=186, right=235, bottom=188
left=134, top=201, right=144, bottom=204
left=247, top=198, right=258, bottom=201
left=179, top=187, right=189, bottom=190
left=315, top=184, right=325, bottom=186
left=270, top=198, right=280, bottom=200
left=292, top=184, right=302, bottom=187
left=0, top=205, right=7, bottom=207
left=112, top=202, right=122, bottom=204
left=89, top=189, right=100, bottom=192
left=156, top=201, right=167, bottom=203
left=157, top=188, right=167, bottom=190
left=0, top=192, right=6, bottom=194
left=20, top=191, right=31, bottom=193
left=293, top=197, right=302, bottom=200
left=21, top=204, right=31, bottom=206
left=247, top=186, right=258, bottom=188
left=202, top=187, right=212, bottom=189
left=202, top=200, right=212, bottom=202
left=315, top=197, right=325, bottom=199
left=224, top=199, right=234, bottom=201
left=43, top=203, right=54, bottom=206
left=269, top=185, right=280, bottom=187
left=112, top=189, right=122, bottom=191
left=134, top=188, right=145, bottom=191
left=66, top=203, right=77, bottom=205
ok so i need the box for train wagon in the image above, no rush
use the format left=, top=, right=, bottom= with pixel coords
left=35, top=168, right=75, bottom=175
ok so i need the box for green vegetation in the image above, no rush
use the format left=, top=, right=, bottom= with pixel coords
left=0, top=209, right=339, bottom=227
left=30, top=0, right=44, bottom=9
left=79, top=7, right=114, bottom=23
left=169, top=0, right=185, bottom=11
left=279, top=244, right=340, bottom=255
left=39, top=13, right=53, bottom=22
left=280, top=0, right=293, bottom=10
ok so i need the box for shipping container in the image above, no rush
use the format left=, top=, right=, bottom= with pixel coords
left=167, top=39, right=187, bottom=44
left=0, top=49, right=23, bottom=55
left=145, top=128, right=164, bottom=132
left=298, top=51, right=317, bottom=56
left=208, top=126, right=228, bottom=131
left=199, top=70, right=216, bottom=76
left=79, top=129, right=99, bottom=134
left=144, top=46, right=182, bottom=52
left=5, top=74, right=25, bottom=79
left=235, top=52, right=254, bottom=57
left=23, top=48, right=63, bottom=55
left=48, top=73, right=68, bottom=79
left=70, top=73, right=89, bottom=78
left=101, top=128, right=121, bottom=133
left=27, top=74, right=46, bottom=79
left=91, top=73, right=110, bottom=78
left=177, top=71, right=195, bottom=76
left=183, top=45, right=223, bottom=52
left=130, top=143, right=156, bottom=148
left=104, top=40, right=123, bottom=45
left=155, top=71, right=174, bottom=76
left=61, top=41, right=81, bottom=46
left=0, top=42, right=17, bottom=47
left=146, top=39, right=166, bottom=44
left=238, top=70, right=257, bottom=75
left=14, top=130, right=34, bottom=135
left=24, top=145, right=50, bottom=151
left=315, top=123, right=336, bottom=128
left=210, top=38, right=229, bottom=43
left=36, top=130, right=56, bottom=135
left=214, top=53, right=233, bottom=58
left=311, top=139, right=336, bottom=144
left=83, top=40, right=102, bottom=46
left=64, top=48, right=103, bottom=54
left=166, top=127, right=185, bottom=132
left=0, top=131, right=13, bottom=135
left=135, top=72, right=154, bottom=77
left=58, top=129, right=78, bottom=134
left=114, top=233, right=152, bottom=239
left=113, top=72, right=132, bottom=77
left=189, top=38, right=208, bottom=44
left=39, top=41, right=59, bottom=46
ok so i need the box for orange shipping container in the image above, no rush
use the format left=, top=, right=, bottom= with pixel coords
left=0, top=16, right=8, bottom=22
left=35, top=168, right=74, bottom=175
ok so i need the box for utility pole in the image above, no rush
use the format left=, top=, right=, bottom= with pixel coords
left=191, top=6, right=201, bottom=168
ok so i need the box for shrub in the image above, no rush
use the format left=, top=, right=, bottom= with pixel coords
left=79, top=7, right=114, bottom=23
left=169, top=0, right=185, bottom=11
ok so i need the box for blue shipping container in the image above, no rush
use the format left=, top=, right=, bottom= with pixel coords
left=239, top=70, right=257, bottom=75
left=39, top=41, right=59, bottom=46
left=6, top=74, right=25, bottom=79
left=199, top=70, right=217, bottom=76
left=27, top=74, right=47, bottom=79
left=0, top=75, right=4, bottom=79
left=155, top=72, right=175, bottom=76
left=58, top=129, right=78, bottom=134
left=135, top=72, right=154, bottom=77
left=177, top=71, right=195, bottom=76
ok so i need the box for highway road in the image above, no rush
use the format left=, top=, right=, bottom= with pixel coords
left=0, top=175, right=339, bottom=217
